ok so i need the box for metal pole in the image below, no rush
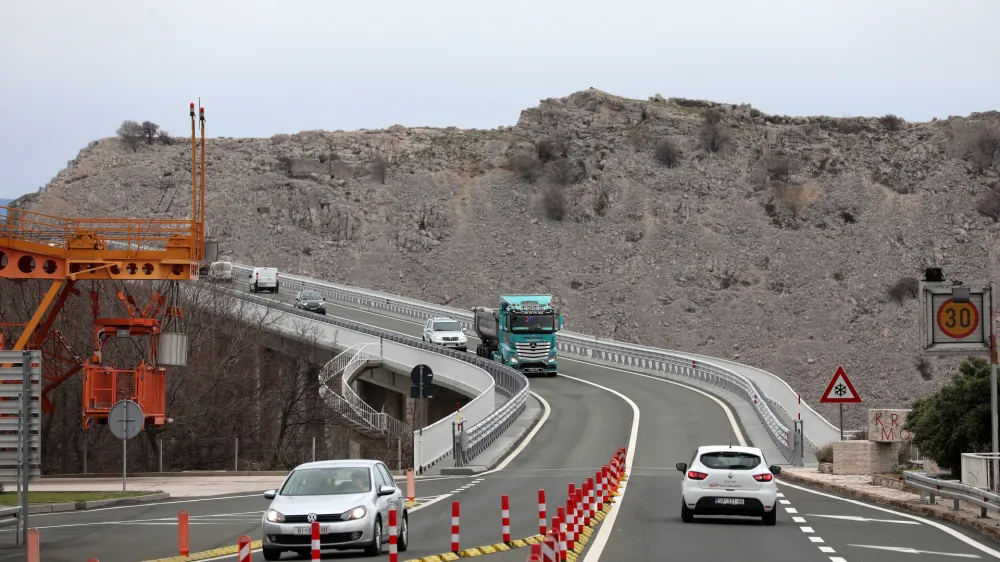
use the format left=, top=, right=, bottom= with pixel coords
left=992, top=329, right=998, bottom=492
left=312, top=437, right=316, bottom=463
left=122, top=415, right=127, bottom=493
left=839, top=404, right=844, bottom=441
left=397, top=437, right=402, bottom=471
left=21, top=351, right=31, bottom=546
left=159, top=438, right=163, bottom=473
left=235, top=437, right=239, bottom=472
left=15, top=393, right=21, bottom=546
left=83, top=436, right=88, bottom=474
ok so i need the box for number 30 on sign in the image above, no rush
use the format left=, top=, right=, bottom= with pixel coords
left=919, top=281, right=991, bottom=355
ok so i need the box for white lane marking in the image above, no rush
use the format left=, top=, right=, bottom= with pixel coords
left=27, top=493, right=267, bottom=517
left=831, top=558, right=848, bottom=562
left=793, top=516, right=807, bottom=523
left=409, top=493, right=451, bottom=512
left=480, top=391, right=552, bottom=475
left=849, top=544, right=981, bottom=558
left=819, top=546, right=836, bottom=553
left=779, top=499, right=791, bottom=505
left=807, top=513, right=919, bottom=525
left=779, top=479, right=1000, bottom=559
left=801, top=526, right=814, bottom=533
left=810, top=537, right=825, bottom=543
left=1, top=512, right=264, bottom=531
left=777, top=492, right=785, bottom=497
left=556, top=374, right=639, bottom=562
left=786, top=507, right=798, bottom=514
left=560, top=358, right=746, bottom=446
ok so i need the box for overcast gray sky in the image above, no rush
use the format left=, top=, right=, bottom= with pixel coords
left=1, top=0, right=997, bottom=200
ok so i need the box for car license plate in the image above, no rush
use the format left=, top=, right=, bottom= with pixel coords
left=295, top=526, right=329, bottom=535
left=715, top=498, right=744, bottom=505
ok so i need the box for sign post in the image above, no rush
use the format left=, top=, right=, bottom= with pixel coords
left=108, top=400, right=144, bottom=493
left=410, top=365, right=435, bottom=472
left=819, top=365, right=862, bottom=440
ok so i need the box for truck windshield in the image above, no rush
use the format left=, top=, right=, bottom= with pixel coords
left=509, top=314, right=554, bottom=332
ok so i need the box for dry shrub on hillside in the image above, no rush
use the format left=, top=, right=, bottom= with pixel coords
left=542, top=184, right=566, bottom=221
left=879, top=114, right=905, bottom=132
left=699, top=108, right=733, bottom=153
left=765, top=153, right=791, bottom=182
left=654, top=138, right=681, bottom=167
left=774, top=180, right=822, bottom=217
left=511, top=154, right=541, bottom=181
left=977, top=182, right=1000, bottom=221
left=887, top=276, right=920, bottom=306
left=815, top=443, right=833, bottom=463
left=915, top=356, right=933, bottom=381
left=537, top=137, right=568, bottom=162
left=371, top=154, right=387, bottom=184
left=544, top=157, right=584, bottom=186
left=951, top=119, right=1000, bottom=173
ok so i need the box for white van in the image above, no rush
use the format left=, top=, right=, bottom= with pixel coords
left=249, top=267, right=279, bottom=293
left=208, top=261, right=233, bottom=282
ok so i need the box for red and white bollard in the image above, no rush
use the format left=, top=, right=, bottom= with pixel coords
left=601, top=466, right=610, bottom=505
left=451, top=501, right=460, bottom=553
left=501, top=495, right=511, bottom=544
left=538, top=489, right=547, bottom=535
left=541, top=533, right=558, bottom=562
left=575, top=489, right=585, bottom=529
left=311, top=521, right=320, bottom=560
left=238, top=535, right=252, bottom=562
left=565, top=491, right=576, bottom=551
left=556, top=508, right=567, bottom=561
left=388, top=508, right=398, bottom=562
left=528, top=542, right=542, bottom=562
left=594, top=470, right=604, bottom=515
left=585, top=478, right=595, bottom=525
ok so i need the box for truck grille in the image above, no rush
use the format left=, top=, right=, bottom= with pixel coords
left=515, top=341, right=550, bottom=360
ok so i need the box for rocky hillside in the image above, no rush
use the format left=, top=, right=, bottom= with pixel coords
left=15, top=89, right=1000, bottom=427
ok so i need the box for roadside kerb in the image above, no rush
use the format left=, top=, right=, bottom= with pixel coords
left=23, top=492, right=170, bottom=514
left=779, top=468, right=1000, bottom=542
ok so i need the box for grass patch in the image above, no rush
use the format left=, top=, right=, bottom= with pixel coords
left=0, top=491, right=158, bottom=505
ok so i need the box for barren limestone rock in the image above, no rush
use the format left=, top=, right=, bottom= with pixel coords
left=15, top=88, right=1000, bottom=427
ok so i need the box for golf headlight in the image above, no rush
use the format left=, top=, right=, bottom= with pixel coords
left=342, top=506, right=367, bottom=520
left=266, top=509, right=285, bottom=523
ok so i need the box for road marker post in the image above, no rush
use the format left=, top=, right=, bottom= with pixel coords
left=565, top=489, right=576, bottom=551
left=388, top=508, right=398, bottom=562
left=601, top=466, right=610, bottom=505
left=585, top=478, right=595, bottom=525
left=595, top=471, right=604, bottom=511
left=27, top=528, right=39, bottom=562
left=527, top=542, right=542, bottom=562
left=451, top=501, right=460, bottom=553
left=556, top=508, right=567, bottom=561
left=238, top=535, right=252, bottom=562
left=311, top=521, right=320, bottom=560
left=178, top=510, right=190, bottom=556
left=575, top=488, right=585, bottom=533
left=406, top=468, right=415, bottom=502
left=541, top=533, right=558, bottom=562
left=538, top=489, right=547, bottom=535
left=501, top=495, right=511, bottom=544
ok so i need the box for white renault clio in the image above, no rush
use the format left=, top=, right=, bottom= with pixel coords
left=675, top=445, right=781, bottom=525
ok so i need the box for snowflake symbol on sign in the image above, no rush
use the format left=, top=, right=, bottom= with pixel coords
left=834, top=383, right=847, bottom=397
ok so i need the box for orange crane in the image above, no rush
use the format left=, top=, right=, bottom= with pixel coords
left=0, top=102, right=208, bottom=429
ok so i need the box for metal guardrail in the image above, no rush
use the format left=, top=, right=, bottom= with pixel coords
left=230, top=264, right=797, bottom=463
left=202, top=283, right=530, bottom=469
left=0, top=506, right=20, bottom=530
left=903, top=471, right=1000, bottom=517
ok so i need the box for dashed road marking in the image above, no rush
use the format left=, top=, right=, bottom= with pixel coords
left=778, top=487, right=840, bottom=560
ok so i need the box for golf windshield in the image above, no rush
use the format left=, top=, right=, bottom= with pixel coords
left=279, top=466, right=371, bottom=496
left=301, top=291, right=321, bottom=300
left=509, top=313, right=554, bottom=332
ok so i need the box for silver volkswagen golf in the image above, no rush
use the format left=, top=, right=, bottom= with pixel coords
left=260, top=459, right=408, bottom=559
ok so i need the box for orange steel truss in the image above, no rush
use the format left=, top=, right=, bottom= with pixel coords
left=0, top=102, right=207, bottom=430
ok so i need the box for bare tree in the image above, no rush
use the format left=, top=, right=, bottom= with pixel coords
left=117, top=120, right=143, bottom=152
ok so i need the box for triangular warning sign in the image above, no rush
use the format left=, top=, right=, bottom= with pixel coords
left=820, top=366, right=862, bottom=404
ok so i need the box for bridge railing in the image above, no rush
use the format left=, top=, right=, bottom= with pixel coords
left=201, top=281, right=528, bottom=471
left=232, top=264, right=808, bottom=463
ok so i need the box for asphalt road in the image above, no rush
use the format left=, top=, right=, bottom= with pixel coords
left=25, top=279, right=1000, bottom=561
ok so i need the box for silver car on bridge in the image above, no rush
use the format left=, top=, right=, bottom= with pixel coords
left=260, top=459, right=408, bottom=559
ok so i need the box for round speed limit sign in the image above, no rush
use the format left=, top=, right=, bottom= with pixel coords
left=936, top=298, right=980, bottom=339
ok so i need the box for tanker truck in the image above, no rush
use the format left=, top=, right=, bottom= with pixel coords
left=472, top=295, right=564, bottom=377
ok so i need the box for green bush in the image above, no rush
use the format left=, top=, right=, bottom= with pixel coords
left=905, top=356, right=992, bottom=474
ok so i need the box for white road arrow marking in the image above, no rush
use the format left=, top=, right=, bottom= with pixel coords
left=849, top=544, right=980, bottom=558
left=808, top=513, right=920, bottom=524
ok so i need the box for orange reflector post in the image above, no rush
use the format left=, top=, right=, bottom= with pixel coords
left=178, top=509, right=190, bottom=555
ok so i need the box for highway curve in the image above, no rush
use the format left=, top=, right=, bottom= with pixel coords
left=59, top=284, right=1000, bottom=562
